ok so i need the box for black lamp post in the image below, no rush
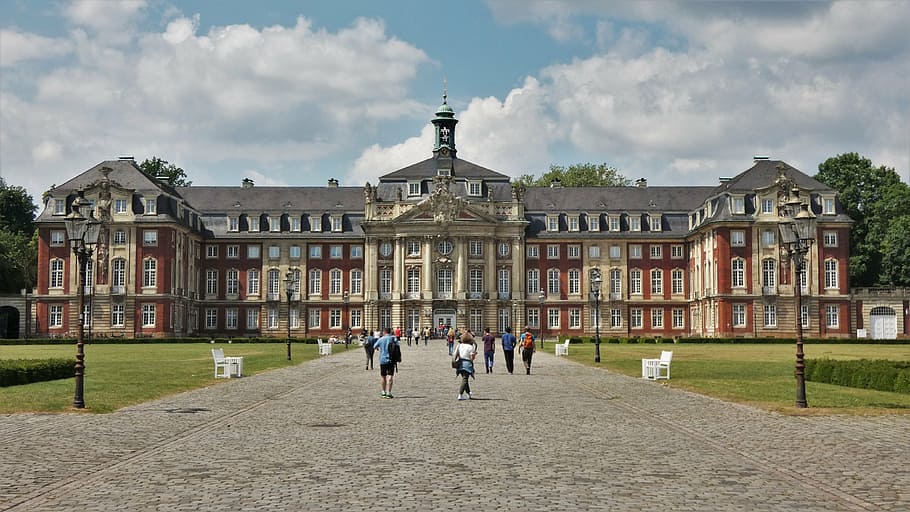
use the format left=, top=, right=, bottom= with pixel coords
left=63, top=194, right=101, bottom=409
left=591, top=269, right=603, bottom=363
left=778, top=186, right=816, bottom=409
left=343, top=290, right=350, bottom=346
left=283, top=271, right=298, bottom=361
left=538, top=289, right=546, bottom=350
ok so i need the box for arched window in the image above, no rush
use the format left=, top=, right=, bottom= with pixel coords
left=568, top=268, right=580, bottom=295
left=407, top=267, right=421, bottom=294
left=350, top=269, right=363, bottom=295
left=143, top=258, right=157, bottom=287
left=824, top=259, right=838, bottom=289
left=268, top=268, right=281, bottom=298
left=731, top=258, right=745, bottom=288
left=50, top=258, right=64, bottom=288
left=610, top=269, right=622, bottom=298
left=527, top=268, right=539, bottom=295
left=650, top=269, right=663, bottom=295
left=630, top=269, right=642, bottom=295
left=112, top=258, right=126, bottom=290
left=226, top=269, right=239, bottom=295
left=248, top=268, right=260, bottom=295
left=308, top=269, right=321, bottom=295
left=547, top=268, right=560, bottom=295
left=329, top=269, right=342, bottom=295
left=761, top=259, right=776, bottom=289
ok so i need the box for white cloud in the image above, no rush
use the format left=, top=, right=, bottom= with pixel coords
left=63, top=0, right=147, bottom=33
left=0, top=29, right=72, bottom=66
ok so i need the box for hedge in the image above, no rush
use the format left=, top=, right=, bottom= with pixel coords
left=0, top=358, right=73, bottom=387
left=806, top=359, right=910, bottom=394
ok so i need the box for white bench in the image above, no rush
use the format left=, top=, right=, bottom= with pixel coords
left=555, top=339, right=570, bottom=356
left=212, top=348, right=243, bottom=378
left=317, top=338, right=332, bottom=356
left=642, top=350, right=672, bottom=380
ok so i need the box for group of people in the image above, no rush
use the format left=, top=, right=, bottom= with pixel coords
left=360, top=325, right=539, bottom=401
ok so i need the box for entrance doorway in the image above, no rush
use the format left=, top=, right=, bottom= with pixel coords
left=869, top=306, right=897, bottom=340
left=0, top=306, right=19, bottom=339
left=434, top=309, right=456, bottom=336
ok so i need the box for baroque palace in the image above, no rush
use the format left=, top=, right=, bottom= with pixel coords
left=30, top=98, right=908, bottom=340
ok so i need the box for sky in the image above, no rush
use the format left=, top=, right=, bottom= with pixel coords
left=2, top=0, right=908, bottom=205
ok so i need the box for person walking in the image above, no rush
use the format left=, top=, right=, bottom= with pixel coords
left=520, top=326, right=536, bottom=375
left=406, top=327, right=412, bottom=347
left=394, top=326, right=402, bottom=343
left=501, top=326, right=517, bottom=374
left=423, top=326, right=430, bottom=346
left=373, top=327, right=399, bottom=398
left=482, top=327, right=495, bottom=373
left=363, top=329, right=376, bottom=370
left=453, top=330, right=477, bottom=400
left=446, top=325, right=455, bottom=355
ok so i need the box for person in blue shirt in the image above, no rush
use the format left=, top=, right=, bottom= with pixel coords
left=363, top=329, right=375, bottom=371
left=373, top=327, right=399, bottom=398
left=500, top=326, right=517, bottom=374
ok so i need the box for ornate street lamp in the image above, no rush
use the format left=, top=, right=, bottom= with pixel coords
left=778, top=185, right=816, bottom=409
left=591, top=269, right=603, bottom=363
left=342, top=290, right=350, bottom=346
left=283, top=271, right=298, bottom=361
left=538, top=289, right=546, bottom=350
left=63, top=193, right=101, bottom=409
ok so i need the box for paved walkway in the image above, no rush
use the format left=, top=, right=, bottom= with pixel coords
left=1, top=341, right=907, bottom=511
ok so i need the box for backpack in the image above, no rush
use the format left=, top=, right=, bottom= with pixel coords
left=388, top=340, right=402, bottom=364
left=523, top=332, right=534, bottom=349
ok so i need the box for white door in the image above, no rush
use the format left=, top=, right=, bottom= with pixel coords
left=869, top=307, right=897, bottom=340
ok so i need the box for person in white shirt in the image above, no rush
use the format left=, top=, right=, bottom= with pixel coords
left=453, top=330, right=477, bottom=400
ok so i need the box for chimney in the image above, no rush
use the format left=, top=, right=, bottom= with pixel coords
left=327, top=178, right=339, bottom=188
left=753, top=155, right=770, bottom=162
left=242, top=178, right=254, bottom=188
left=635, top=178, right=648, bottom=188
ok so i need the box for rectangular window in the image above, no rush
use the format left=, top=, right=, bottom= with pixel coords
left=142, top=304, right=156, bottom=327
left=289, top=245, right=301, bottom=259
left=408, top=181, right=421, bottom=196
left=611, top=308, right=622, bottom=328
left=350, top=269, right=363, bottom=295
left=732, top=304, right=746, bottom=327
left=609, top=245, right=621, bottom=259
left=825, top=305, right=839, bottom=327
left=468, top=181, right=482, bottom=196
left=630, top=269, right=642, bottom=295
left=469, top=240, right=483, bottom=257
left=248, top=216, right=260, bottom=232
left=651, top=269, right=663, bottom=295
left=825, top=259, right=839, bottom=289
left=527, top=245, right=539, bottom=258
left=49, top=305, right=63, bottom=327
left=498, top=268, right=510, bottom=296
left=526, top=308, right=540, bottom=328
left=568, top=245, right=580, bottom=258
left=469, top=268, right=483, bottom=295
left=270, top=216, right=281, bottom=232
left=588, top=215, right=600, bottom=231
left=310, top=215, right=322, bottom=232
left=229, top=216, right=239, bottom=232
left=330, top=245, right=342, bottom=259
left=206, top=245, right=218, bottom=258
left=247, top=308, right=259, bottom=329
left=226, top=308, right=238, bottom=329
left=143, top=259, right=157, bottom=287
left=588, top=245, right=601, bottom=258
left=763, top=304, right=777, bottom=327
left=206, top=308, right=218, bottom=329
left=672, top=308, right=684, bottom=328
left=226, top=245, right=239, bottom=258
left=761, top=230, right=775, bottom=247
left=732, top=259, right=745, bottom=288
left=671, top=269, right=684, bottom=295
left=291, top=217, right=301, bottom=232
left=309, top=245, right=322, bottom=258
left=547, top=269, right=560, bottom=295
left=226, top=269, right=239, bottom=295
left=206, top=269, right=218, bottom=296
left=629, top=245, right=642, bottom=259
left=351, top=245, right=363, bottom=258
left=568, top=216, right=579, bottom=232
left=381, top=269, right=393, bottom=295
left=248, top=269, right=260, bottom=295
left=309, top=308, right=321, bottom=329
left=268, top=245, right=280, bottom=259
left=823, top=231, right=838, bottom=247
left=547, top=308, right=560, bottom=329
left=762, top=198, right=774, bottom=214
left=111, top=304, right=124, bottom=326
left=547, top=216, right=559, bottom=232
left=408, top=240, right=421, bottom=257
left=351, top=308, right=362, bottom=329
left=268, top=307, right=279, bottom=329
left=329, top=309, right=341, bottom=328
left=145, top=198, right=156, bottom=214
left=731, top=230, right=746, bottom=246
left=568, top=269, right=580, bottom=295
left=113, top=230, right=126, bottom=245
left=650, top=245, right=662, bottom=259
left=651, top=309, right=664, bottom=328
left=247, top=244, right=260, bottom=259
left=527, top=269, right=539, bottom=295
left=610, top=216, right=620, bottom=232
left=732, top=197, right=745, bottom=214
left=823, top=197, right=835, bottom=214
left=50, top=230, right=65, bottom=246
left=630, top=308, right=643, bottom=328
left=650, top=216, right=661, bottom=231
left=143, top=230, right=158, bottom=246
left=54, top=199, right=65, bottom=215
left=331, top=216, right=342, bottom=232
left=801, top=304, right=810, bottom=328
left=630, top=216, right=641, bottom=231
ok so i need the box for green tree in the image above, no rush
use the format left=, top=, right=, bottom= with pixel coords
left=880, top=216, right=910, bottom=287
left=139, top=157, right=192, bottom=187
left=814, top=152, right=908, bottom=287
left=0, top=178, right=38, bottom=293
left=514, top=163, right=631, bottom=187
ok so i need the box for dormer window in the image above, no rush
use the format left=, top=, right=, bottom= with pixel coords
left=115, top=199, right=128, bottom=214
left=650, top=215, right=662, bottom=232
left=145, top=198, right=156, bottom=214
left=229, top=216, right=239, bottom=232
left=437, top=168, right=451, bottom=177
left=568, top=215, right=580, bottom=232
left=822, top=196, right=836, bottom=215
left=249, top=215, right=259, bottom=232
left=54, top=198, right=65, bottom=215
left=761, top=198, right=775, bottom=215
left=731, top=196, right=745, bottom=214
left=269, top=216, right=281, bottom=232
left=547, top=215, right=559, bottom=232
left=407, top=181, right=421, bottom=196
left=588, top=214, right=600, bottom=232
left=291, top=217, right=301, bottom=232
left=610, top=216, right=621, bottom=232
left=311, top=215, right=322, bottom=232
left=331, top=215, right=343, bottom=232
left=467, top=180, right=482, bottom=197
left=630, top=216, right=641, bottom=231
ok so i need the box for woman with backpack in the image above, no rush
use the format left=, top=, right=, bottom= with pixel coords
left=521, top=326, right=536, bottom=375
left=453, top=330, right=477, bottom=400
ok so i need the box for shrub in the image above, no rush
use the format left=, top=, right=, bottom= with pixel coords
left=0, top=358, right=72, bottom=387
left=805, top=359, right=910, bottom=394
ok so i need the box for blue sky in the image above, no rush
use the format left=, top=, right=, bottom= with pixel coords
left=2, top=0, right=908, bottom=204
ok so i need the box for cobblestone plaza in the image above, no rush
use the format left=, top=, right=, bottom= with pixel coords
left=2, top=344, right=907, bottom=511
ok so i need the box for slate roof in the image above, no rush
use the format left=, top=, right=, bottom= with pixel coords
left=523, top=186, right=715, bottom=213
left=709, top=159, right=834, bottom=195
left=177, top=186, right=364, bottom=213
left=379, top=156, right=511, bottom=181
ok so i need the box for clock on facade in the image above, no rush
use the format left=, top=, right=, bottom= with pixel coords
left=437, top=239, right=453, bottom=255
left=380, top=241, right=393, bottom=257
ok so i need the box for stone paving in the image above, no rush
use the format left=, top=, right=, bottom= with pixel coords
left=1, top=341, right=908, bottom=511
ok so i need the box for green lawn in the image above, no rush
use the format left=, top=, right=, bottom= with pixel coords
left=0, top=343, right=327, bottom=413
left=566, top=343, right=910, bottom=414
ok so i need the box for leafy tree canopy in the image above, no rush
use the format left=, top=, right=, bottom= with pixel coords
left=814, top=152, right=910, bottom=287
left=514, top=163, right=631, bottom=187
left=0, top=177, right=37, bottom=236
left=139, top=157, right=192, bottom=187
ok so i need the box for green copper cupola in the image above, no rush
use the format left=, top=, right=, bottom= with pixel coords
left=432, top=87, right=458, bottom=158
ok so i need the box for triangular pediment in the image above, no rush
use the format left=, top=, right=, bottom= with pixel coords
left=392, top=179, right=500, bottom=225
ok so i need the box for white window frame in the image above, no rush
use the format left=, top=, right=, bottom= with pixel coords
left=823, top=231, right=838, bottom=247
left=145, top=198, right=156, bottom=214
left=731, top=230, right=746, bottom=247
left=650, top=245, right=662, bottom=259
left=247, top=244, right=261, bottom=259
left=407, top=181, right=421, bottom=196
left=289, top=245, right=301, bottom=259
left=309, top=245, right=322, bottom=258
left=547, top=216, right=559, bottom=232
left=732, top=304, right=746, bottom=327
left=141, top=304, right=156, bottom=327
left=824, top=259, right=839, bottom=289
left=825, top=305, right=839, bottom=328
left=143, top=230, right=158, bottom=246
left=629, top=245, right=642, bottom=259
left=49, top=304, right=63, bottom=327
left=568, top=245, right=580, bottom=259
left=50, top=230, right=65, bottom=246
left=248, top=269, right=260, bottom=295
left=588, top=215, right=600, bottom=232
left=527, top=245, right=539, bottom=258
